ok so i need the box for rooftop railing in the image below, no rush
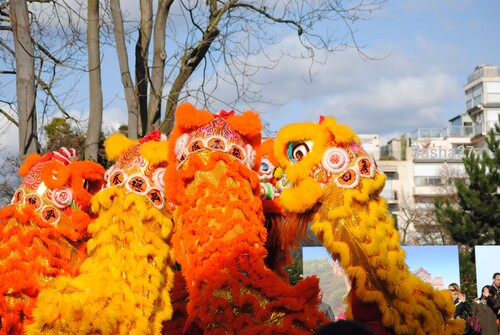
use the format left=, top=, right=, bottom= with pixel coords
left=410, top=124, right=495, bottom=141
left=467, top=66, right=500, bottom=83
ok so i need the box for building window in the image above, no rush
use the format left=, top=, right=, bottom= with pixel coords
left=488, top=93, right=500, bottom=103
left=414, top=176, right=444, bottom=186
left=466, top=89, right=473, bottom=110
left=473, top=94, right=482, bottom=106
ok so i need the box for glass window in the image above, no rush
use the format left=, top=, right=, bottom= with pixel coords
left=473, top=94, right=482, bottom=106
left=488, top=93, right=500, bottom=103
left=414, top=176, right=444, bottom=186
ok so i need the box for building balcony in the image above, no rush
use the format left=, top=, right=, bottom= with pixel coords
left=413, top=185, right=445, bottom=196
left=411, top=128, right=444, bottom=140
left=473, top=121, right=499, bottom=136
left=411, top=126, right=475, bottom=141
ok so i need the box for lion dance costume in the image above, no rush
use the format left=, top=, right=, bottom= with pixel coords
left=26, top=131, right=175, bottom=335
left=165, top=103, right=328, bottom=334
left=0, top=148, right=104, bottom=335
left=258, top=138, right=296, bottom=281
left=273, top=116, right=465, bottom=335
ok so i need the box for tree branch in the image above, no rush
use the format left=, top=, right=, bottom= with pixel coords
left=233, top=3, right=303, bottom=35
left=0, top=108, right=18, bottom=127
left=36, top=70, right=76, bottom=122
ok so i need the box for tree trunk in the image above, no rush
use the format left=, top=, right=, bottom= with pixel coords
left=11, top=0, right=40, bottom=160
left=146, top=0, right=173, bottom=133
left=135, top=0, right=153, bottom=138
left=110, top=0, right=138, bottom=140
left=85, top=0, right=103, bottom=161
left=160, top=25, right=220, bottom=135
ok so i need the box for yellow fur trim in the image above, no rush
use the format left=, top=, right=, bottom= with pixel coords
left=27, top=189, right=174, bottom=335
left=104, top=133, right=139, bottom=161
left=140, top=140, right=169, bottom=166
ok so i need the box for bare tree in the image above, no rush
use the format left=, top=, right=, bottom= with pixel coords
left=1, top=1, right=101, bottom=158
left=110, top=0, right=138, bottom=139
left=10, top=0, right=40, bottom=160
left=111, top=0, right=387, bottom=137
left=0, top=149, right=21, bottom=207
left=397, top=164, right=467, bottom=245
left=135, top=0, right=153, bottom=137
left=3, top=0, right=387, bottom=160
left=85, top=0, right=103, bottom=161
left=397, top=190, right=452, bottom=246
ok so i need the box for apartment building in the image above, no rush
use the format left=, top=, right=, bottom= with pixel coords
left=372, top=65, right=500, bottom=243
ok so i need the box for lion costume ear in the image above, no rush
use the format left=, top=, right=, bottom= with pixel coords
left=19, top=153, right=43, bottom=177
left=174, top=103, right=214, bottom=132
left=319, top=116, right=359, bottom=146
left=226, top=111, right=262, bottom=147
left=104, top=133, right=139, bottom=161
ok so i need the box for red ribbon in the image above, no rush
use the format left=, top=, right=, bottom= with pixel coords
left=140, top=129, right=162, bottom=143
left=217, top=110, right=235, bottom=118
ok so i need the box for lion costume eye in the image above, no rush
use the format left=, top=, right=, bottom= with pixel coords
left=260, top=158, right=274, bottom=175
left=287, top=141, right=313, bottom=163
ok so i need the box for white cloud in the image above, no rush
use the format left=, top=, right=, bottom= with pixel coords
left=209, top=33, right=465, bottom=143
left=0, top=103, right=19, bottom=157
left=101, top=106, right=128, bottom=135
left=0, top=121, right=19, bottom=157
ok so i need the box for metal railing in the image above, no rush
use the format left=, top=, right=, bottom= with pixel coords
left=411, top=123, right=497, bottom=141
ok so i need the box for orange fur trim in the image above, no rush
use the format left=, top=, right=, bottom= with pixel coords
left=261, top=138, right=279, bottom=166
left=19, top=153, right=43, bottom=176
left=226, top=111, right=262, bottom=148
left=40, top=161, right=71, bottom=189
left=69, top=210, right=91, bottom=236
left=173, top=103, right=215, bottom=132
left=68, top=161, right=105, bottom=210
left=169, top=156, right=326, bottom=333
left=0, top=206, right=87, bottom=334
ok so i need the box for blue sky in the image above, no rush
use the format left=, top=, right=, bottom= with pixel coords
left=249, top=0, right=500, bottom=140
left=304, top=245, right=500, bottom=298
left=1, top=0, right=500, bottom=153
left=304, top=245, right=461, bottom=289
left=475, top=245, right=500, bottom=297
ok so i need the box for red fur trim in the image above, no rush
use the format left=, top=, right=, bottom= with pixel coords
left=162, top=271, right=189, bottom=335
left=19, top=153, right=43, bottom=176
left=262, top=199, right=283, bottom=214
